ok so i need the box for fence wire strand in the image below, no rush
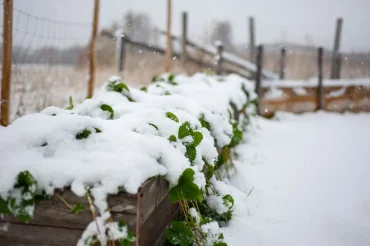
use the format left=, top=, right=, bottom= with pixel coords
left=0, top=5, right=92, bottom=122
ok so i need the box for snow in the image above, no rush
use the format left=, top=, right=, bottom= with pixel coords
left=224, top=111, right=370, bottom=246
left=292, top=87, right=307, bottom=96
left=327, top=87, right=347, bottom=98
left=0, top=72, right=256, bottom=218
left=264, top=87, right=285, bottom=99
left=263, top=78, right=370, bottom=88
left=206, top=195, right=229, bottom=214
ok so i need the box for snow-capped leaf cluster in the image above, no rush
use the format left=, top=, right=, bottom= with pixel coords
left=0, top=72, right=256, bottom=246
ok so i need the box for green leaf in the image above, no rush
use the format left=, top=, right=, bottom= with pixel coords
left=165, top=90, right=171, bottom=95
left=251, top=98, right=258, bottom=107
left=115, top=82, right=130, bottom=93
left=168, top=74, right=175, bottom=82
left=15, top=171, right=37, bottom=188
left=178, top=122, right=193, bottom=139
left=165, top=221, right=193, bottom=246
left=179, top=168, right=195, bottom=184
left=0, top=197, right=11, bottom=215
left=149, top=123, right=159, bottom=131
left=76, top=129, right=92, bottom=140
left=66, top=96, right=74, bottom=110
left=169, top=168, right=203, bottom=203
left=182, top=182, right=203, bottom=202
left=100, top=104, right=114, bottom=120
left=69, top=203, right=85, bottom=214
left=214, top=243, right=228, bottom=246
left=199, top=115, right=211, bottom=131
left=168, top=185, right=183, bottom=203
left=222, top=194, right=234, bottom=208
left=151, top=75, right=158, bottom=82
left=203, top=163, right=214, bottom=180
left=168, top=135, right=177, bottom=142
left=166, top=112, right=179, bottom=123
left=185, top=145, right=197, bottom=163
left=94, top=127, right=102, bottom=133
left=229, top=123, right=243, bottom=148
left=192, top=131, right=203, bottom=147
left=140, top=86, right=147, bottom=92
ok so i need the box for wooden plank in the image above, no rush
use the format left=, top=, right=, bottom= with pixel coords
left=0, top=0, right=13, bottom=126
left=138, top=194, right=179, bottom=246
left=0, top=222, right=83, bottom=246
left=138, top=178, right=169, bottom=227
left=1, top=189, right=138, bottom=232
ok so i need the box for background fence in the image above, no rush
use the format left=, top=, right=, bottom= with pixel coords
left=1, top=0, right=370, bottom=126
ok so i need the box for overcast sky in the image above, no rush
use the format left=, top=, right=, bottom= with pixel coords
left=9, top=0, right=370, bottom=52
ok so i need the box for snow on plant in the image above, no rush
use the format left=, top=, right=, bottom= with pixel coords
left=0, top=73, right=257, bottom=246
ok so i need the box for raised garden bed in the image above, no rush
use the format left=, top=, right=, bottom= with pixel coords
left=0, top=178, right=177, bottom=246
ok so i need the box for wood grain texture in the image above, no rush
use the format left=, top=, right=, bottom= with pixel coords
left=0, top=222, right=83, bottom=246
left=138, top=194, right=179, bottom=246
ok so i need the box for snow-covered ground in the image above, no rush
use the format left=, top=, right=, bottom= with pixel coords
left=225, top=111, right=370, bottom=246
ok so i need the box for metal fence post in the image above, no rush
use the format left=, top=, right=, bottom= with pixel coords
left=117, top=34, right=126, bottom=77
left=330, top=17, right=343, bottom=79
left=317, top=47, right=324, bottom=110
left=248, top=16, right=256, bottom=63
left=181, top=12, right=188, bottom=63
left=279, top=47, right=286, bottom=80
left=255, top=45, right=263, bottom=115
left=215, top=42, right=224, bottom=75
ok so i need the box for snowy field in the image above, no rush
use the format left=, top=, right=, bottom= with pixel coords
left=225, top=111, right=370, bottom=246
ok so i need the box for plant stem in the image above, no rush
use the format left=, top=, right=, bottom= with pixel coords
left=55, top=193, right=73, bottom=210
left=86, top=192, right=102, bottom=237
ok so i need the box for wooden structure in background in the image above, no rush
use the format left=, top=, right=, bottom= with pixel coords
left=0, top=0, right=13, bottom=127
left=87, top=0, right=100, bottom=98
left=260, top=85, right=370, bottom=117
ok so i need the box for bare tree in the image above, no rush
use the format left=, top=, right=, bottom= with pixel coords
left=209, top=21, right=234, bottom=51
left=123, top=11, right=152, bottom=43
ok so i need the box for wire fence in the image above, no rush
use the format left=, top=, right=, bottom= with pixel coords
left=1, top=3, right=91, bottom=122
left=1, top=2, right=370, bottom=124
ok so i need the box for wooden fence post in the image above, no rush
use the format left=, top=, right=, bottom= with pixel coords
left=248, top=16, right=256, bottom=63
left=164, top=0, right=172, bottom=72
left=87, top=0, right=100, bottom=98
left=317, top=47, right=324, bottom=110
left=279, top=47, right=286, bottom=80
left=330, top=17, right=343, bottom=79
left=215, top=42, right=224, bottom=75
left=1, top=0, right=13, bottom=126
left=181, top=12, right=188, bottom=64
left=255, top=45, right=263, bottom=115
left=117, top=34, right=126, bottom=77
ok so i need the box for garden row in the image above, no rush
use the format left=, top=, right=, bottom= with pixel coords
left=0, top=73, right=257, bottom=246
